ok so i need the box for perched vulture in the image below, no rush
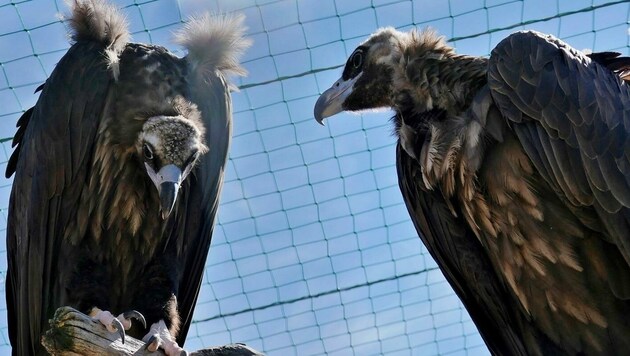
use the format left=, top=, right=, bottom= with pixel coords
left=5, top=1, right=249, bottom=355
left=315, top=28, right=630, bottom=355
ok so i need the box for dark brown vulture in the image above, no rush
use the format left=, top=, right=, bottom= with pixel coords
left=5, top=1, right=250, bottom=355
left=314, top=28, right=630, bottom=355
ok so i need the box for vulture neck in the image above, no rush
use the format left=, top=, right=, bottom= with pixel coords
left=394, top=52, right=488, bottom=115
left=394, top=52, right=489, bottom=193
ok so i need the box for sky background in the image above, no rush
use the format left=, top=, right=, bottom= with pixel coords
left=0, top=0, right=628, bottom=355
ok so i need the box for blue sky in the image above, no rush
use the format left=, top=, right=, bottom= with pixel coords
left=0, top=0, right=628, bottom=355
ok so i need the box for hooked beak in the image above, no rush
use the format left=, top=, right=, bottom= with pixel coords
left=146, top=163, right=182, bottom=220
left=159, top=181, right=179, bottom=220
left=313, top=73, right=362, bottom=125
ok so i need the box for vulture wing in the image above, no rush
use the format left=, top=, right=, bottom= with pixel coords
left=6, top=40, right=114, bottom=354
left=488, top=31, right=630, bottom=265
left=164, top=14, right=250, bottom=344
left=166, top=69, right=233, bottom=345
left=396, top=107, right=571, bottom=355
left=397, top=144, right=531, bottom=356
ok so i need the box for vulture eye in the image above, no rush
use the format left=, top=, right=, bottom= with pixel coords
left=143, top=143, right=154, bottom=161
left=351, top=50, right=364, bottom=69
left=343, top=46, right=368, bottom=80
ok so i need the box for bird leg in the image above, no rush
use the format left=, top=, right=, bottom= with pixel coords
left=143, top=319, right=187, bottom=356
left=90, top=307, right=146, bottom=344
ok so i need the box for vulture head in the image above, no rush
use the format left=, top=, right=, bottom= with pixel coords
left=138, top=115, right=207, bottom=219
left=314, top=28, right=402, bottom=122
left=314, top=27, right=484, bottom=123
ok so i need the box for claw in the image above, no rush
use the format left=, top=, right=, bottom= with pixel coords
left=111, top=318, right=126, bottom=344
left=122, top=310, right=147, bottom=329
left=145, top=334, right=159, bottom=352
left=143, top=320, right=186, bottom=355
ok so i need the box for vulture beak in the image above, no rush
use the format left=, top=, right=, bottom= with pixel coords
left=159, top=181, right=179, bottom=220
left=146, top=163, right=182, bottom=220
left=314, top=73, right=362, bottom=124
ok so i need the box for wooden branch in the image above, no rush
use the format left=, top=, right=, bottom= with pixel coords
left=41, top=307, right=265, bottom=355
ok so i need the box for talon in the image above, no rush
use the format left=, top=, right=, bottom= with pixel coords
left=143, top=320, right=185, bottom=355
left=122, top=310, right=147, bottom=329
left=111, top=318, right=126, bottom=344
left=145, top=334, right=160, bottom=352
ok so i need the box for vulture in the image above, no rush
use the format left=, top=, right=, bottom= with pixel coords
left=5, top=1, right=250, bottom=355
left=315, top=28, right=630, bottom=355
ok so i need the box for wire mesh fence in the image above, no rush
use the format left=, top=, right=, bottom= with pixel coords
left=0, top=0, right=628, bottom=355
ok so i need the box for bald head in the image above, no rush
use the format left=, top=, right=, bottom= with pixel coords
left=140, top=115, right=207, bottom=167
left=138, top=115, right=207, bottom=219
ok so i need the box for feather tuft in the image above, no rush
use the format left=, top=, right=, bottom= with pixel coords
left=65, top=0, right=129, bottom=50
left=65, top=0, right=129, bottom=79
left=175, top=13, right=252, bottom=79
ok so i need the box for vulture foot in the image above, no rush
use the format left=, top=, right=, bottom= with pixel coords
left=90, top=308, right=147, bottom=344
left=143, top=320, right=187, bottom=356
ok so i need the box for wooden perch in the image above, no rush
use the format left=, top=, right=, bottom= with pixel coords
left=41, top=307, right=265, bottom=355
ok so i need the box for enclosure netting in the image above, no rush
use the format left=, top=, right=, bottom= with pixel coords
left=0, top=0, right=628, bottom=355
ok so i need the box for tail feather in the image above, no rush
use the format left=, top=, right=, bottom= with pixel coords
left=174, top=13, right=252, bottom=79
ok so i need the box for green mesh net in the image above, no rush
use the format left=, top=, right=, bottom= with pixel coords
left=0, top=0, right=628, bottom=354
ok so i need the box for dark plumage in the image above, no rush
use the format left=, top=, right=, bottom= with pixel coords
left=315, top=27, right=630, bottom=355
left=5, top=1, right=250, bottom=355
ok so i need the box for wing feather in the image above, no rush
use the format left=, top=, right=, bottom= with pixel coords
left=6, top=40, right=114, bottom=355
left=167, top=13, right=249, bottom=344
left=395, top=144, right=548, bottom=356
left=488, top=30, right=630, bottom=262
left=166, top=65, right=233, bottom=346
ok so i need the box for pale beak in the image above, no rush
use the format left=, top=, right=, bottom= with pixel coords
left=159, top=181, right=179, bottom=220
left=146, top=163, right=182, bottom=220
left=314, top=73, right=362, bottom=125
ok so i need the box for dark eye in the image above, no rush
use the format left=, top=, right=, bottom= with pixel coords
left=351, top=50, right=364, bottom=69
left=143, top=143, right=154, bottom=160
left=342, top=46, right=367, bottom=80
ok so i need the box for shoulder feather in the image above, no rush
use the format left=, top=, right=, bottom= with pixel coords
left=66, top=0, right=129, bottom=50
left=174, top=13, right=252, bottom=79
left=65, top=0, right=129, bottom=79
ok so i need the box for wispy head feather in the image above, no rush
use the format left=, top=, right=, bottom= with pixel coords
left=174, top=13, right=252, bottom=78
left=65, top=0, right=129, bottom=79
left=66, top=0, right=129, bottom=51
